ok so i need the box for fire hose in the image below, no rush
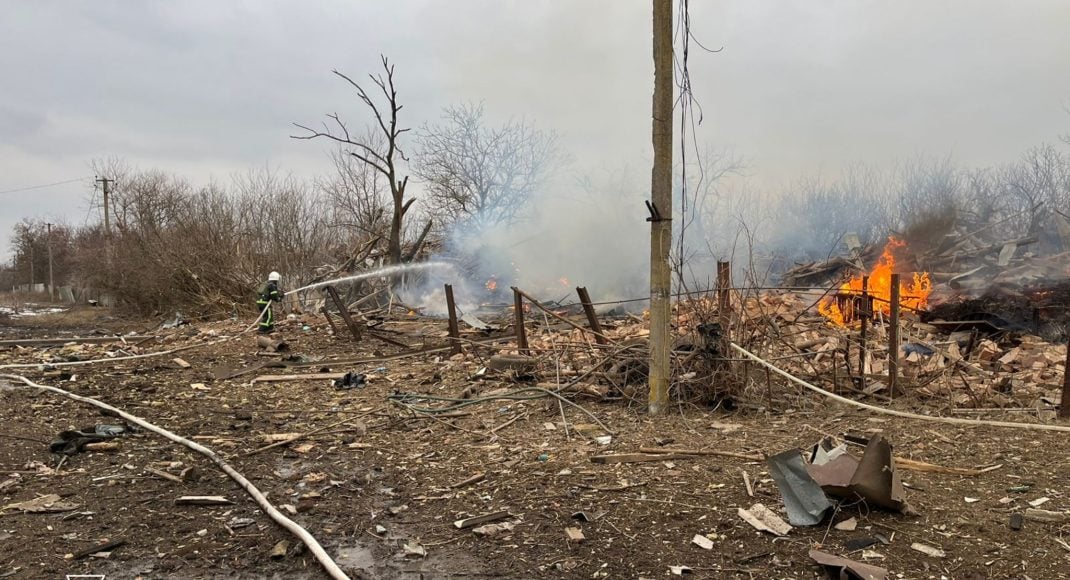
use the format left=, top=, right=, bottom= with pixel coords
left=730, top=342, right=1070, bottom=433
left=0, top=373, right=351, bottom=580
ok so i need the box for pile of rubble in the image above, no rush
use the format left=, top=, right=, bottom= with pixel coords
left=782, top=212, right=1070, bottom=340
left=727, top=289, right=1068, bottom=411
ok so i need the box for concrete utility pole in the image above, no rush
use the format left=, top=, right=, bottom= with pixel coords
left=46, top=222, right=54, bottom=302
left=648, top=0, right=674, bottom=414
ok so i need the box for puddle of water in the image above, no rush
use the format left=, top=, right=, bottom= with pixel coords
left=335, top=544, right=378, bottom=574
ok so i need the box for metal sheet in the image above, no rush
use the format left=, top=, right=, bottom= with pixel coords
left=767, top=449, right=833, bottom=526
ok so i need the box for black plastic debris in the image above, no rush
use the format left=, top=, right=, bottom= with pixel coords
left=333, top=372, right=367, bottom=390
left=49, top=424, right=128, bottom=455
left=844, top=537, right=881, bottom=551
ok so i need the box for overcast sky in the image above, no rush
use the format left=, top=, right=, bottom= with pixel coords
left=2, top=0, right=1069, bottom=259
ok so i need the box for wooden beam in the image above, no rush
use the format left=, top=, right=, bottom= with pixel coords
left=858, top=276, right=869, bottom=378
left=717, top=261, right=731, bottom=356
left=324, top=285, right=362, bottom=342
left=445, top=284, right=462, bottom=355
left=637, top=447, right=762, bottom=461
left=251, top=373, right=346, bottom=383
left=575, top=287, right=607, bottom=345
left=1061, top=329, right=1070, bottom=420
left=590, top=453, right=695, bottom=464
left=888, top=273, right=900, bottom=398
left=513, top=287, right=529, bottom=355
left=319, top=306, right=339, bottom=336
left=0, top=335, right=154, bottom=347
left=512, top=287, right=614, bottom=343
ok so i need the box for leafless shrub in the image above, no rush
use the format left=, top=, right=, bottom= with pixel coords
left=7, top=219, right=75, bottom=288
left=71, top=163, right=333, bottom=315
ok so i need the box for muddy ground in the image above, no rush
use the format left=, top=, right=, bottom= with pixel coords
left=1, top=307, right=1069, bottom=579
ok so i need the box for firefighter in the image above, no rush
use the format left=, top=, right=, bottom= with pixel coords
left=256, top=271, right=284, bottom=333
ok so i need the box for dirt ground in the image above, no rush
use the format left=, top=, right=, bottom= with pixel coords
left=1, top=306, right=1069, bottom=579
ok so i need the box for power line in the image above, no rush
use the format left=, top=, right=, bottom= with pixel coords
left=0, top=177, right=92, bottom=195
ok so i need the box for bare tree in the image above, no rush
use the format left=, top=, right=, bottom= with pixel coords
left=293, top=55, right=412, bottom=264
left=9, top=219, right=74, bottom=288
left=771, top=164, right=892, bottom=260
left=414, top=102, right=563, bottom=229
left=1000, top=144, right=1070, bottom=235
left=319, top=142, right=390, bottom=241
left=673, top=145, right=744, bottom=283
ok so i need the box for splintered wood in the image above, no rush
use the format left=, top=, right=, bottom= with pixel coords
left=725, top=286, right=1066, bottom=412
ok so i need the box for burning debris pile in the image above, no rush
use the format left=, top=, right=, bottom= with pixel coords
left=783, top=211, right=1070, bottom=341
left=737, top=289, right=1067, bottom=410
left=815, top=238, right=933, bottom=326
left=771, top=218, right=1069, bottom=413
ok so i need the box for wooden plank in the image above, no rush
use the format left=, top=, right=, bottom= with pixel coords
left=245, top=415, right=362, bottom=456
left=69, top=538, right=126, bottom=560
left=174, top=496, right=233, bottom=506
left=892, top=457, right=1000, bottom=477
left=449, top=472, right=486, bottom=489
left=0, top=335, right=154, bottom=347
left=251, top=373, right=346, bottom=383
left=453, top=510, right=511, bottom=529
left=637, top=447, right=762, bottom=460
left=365, top=329, right=412, bottom=350
left=211, top=361, right=269, bottom=381
left=145, top=466, right=184, bottom=483
left=590, top=453, right=697, bottom=464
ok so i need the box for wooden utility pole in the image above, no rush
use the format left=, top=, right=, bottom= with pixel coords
left=46, top=222, right=54, bottom=302
left=97, top=176, right=113, bottom=287
left=96, top=177, right=112, bottom=238
left=1060, top=331, right=1070, bottom=419
left=858, top=276, right=869, bottom=378
left=888, top=273, right=901, bottom=397
left=648, top=0, right=674, bottom=414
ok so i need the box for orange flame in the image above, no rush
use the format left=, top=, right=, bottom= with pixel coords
left=485, top=278, right=498, bottom=292
left=818, top=237, right=932, bottom=326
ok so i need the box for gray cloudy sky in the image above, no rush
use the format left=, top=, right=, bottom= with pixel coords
left=2, top=0, right=1069, bottom=259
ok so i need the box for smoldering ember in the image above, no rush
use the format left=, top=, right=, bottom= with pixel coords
left=3, top=3, right=1070, bottom=580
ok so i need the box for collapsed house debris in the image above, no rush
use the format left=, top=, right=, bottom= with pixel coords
left=1, top=249, right=1068, bottom=579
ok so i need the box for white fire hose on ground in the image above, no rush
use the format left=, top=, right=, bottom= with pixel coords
left=0, top=373, right=352, bottom=580
left=730, top=342, right=1070, bottom=433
